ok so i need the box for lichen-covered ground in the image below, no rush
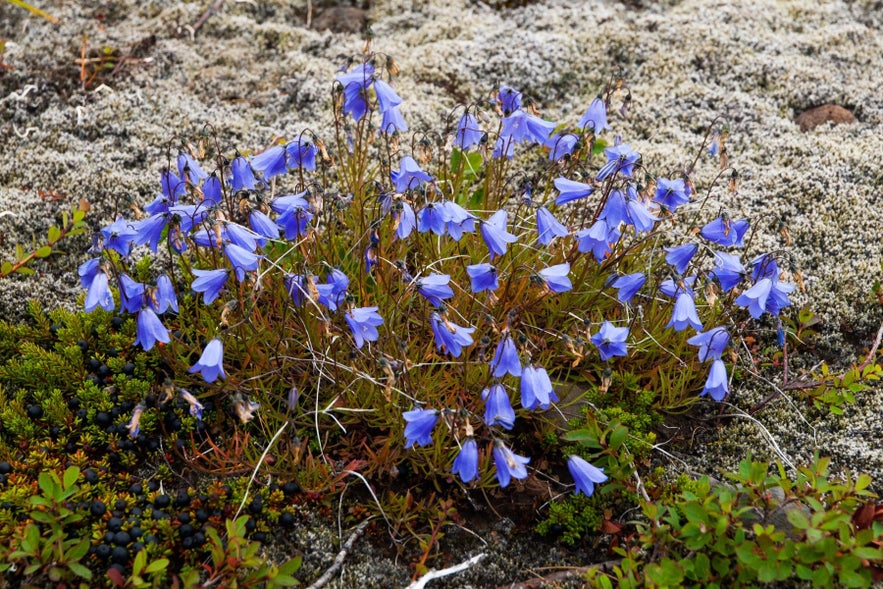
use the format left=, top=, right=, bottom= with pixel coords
left=2, top=0, right=882, bottom=586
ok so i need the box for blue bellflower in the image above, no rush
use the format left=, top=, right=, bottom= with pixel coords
left=417, top=202, right=446, bottom=235
left=553, top=177, right=594, bottom=206
left=578, top=97, right=611, bottom=133
left=546, top=133, right=578, bottom=161
left=701, top=359, right=729, bottom=401
left=177, top=153, right=208, bottom=185
left=538, top=263, right=572, bottom=293
left=224, top=243, right=260, bottom=282
left=249, top=210, right=280, bottom=240
left=132, top=214, right=169, bottom=253
left=687, top=326, right=730, bottom=361
left=466, top=263, right=499, bottom=293
left=402, top=408, right=438, bottom=449
left=536, top=206, right=569, bottom=245
left=251, top=145, right=288, bottom=181
left=380, top=106, right=408, bottom=134
left=442, top=201, right=476, bottom=240
left=668, top=291, right=703, bottom=331
left=455, top=113, right=484, bottom=150
left=479, top=210, right=518, bottom=260
left=492, top=440, right=529, bottom=488
left=654, top=178, right=690, bottom=211
left=415, top=273, right=454, bottom=307
left=591, top=321, right=629, bottom=361
left=202, top=175, right=223, bottom=206
left=84, top=268, right=115, bottom=313
left=394, top=200, right=416, bottom=240
left=700, top=216, right=750, bottom=247
left=191, top=268, right=229, bottom=305
left=346, top=306, right=384, bottom=349
left=336, top=62, right=375, bottom=121
left=521, top=365, right=558, bottom=410
left=452, top=438, right=479, bottom=483
left=665, top=243, right=698, bottom=275
left=596, top=144, right=640, bottom=181
left=231, top=155, right=258, bottom=191
left=285, top=139, right=318, bottom=171
left=373, top=79, right=402, bottom=113
left=491, top=336, right=522, bottom=378
left=119, top=274, right=146, bottom=314
left=101, top=217, right=137, bottom=257
left=429, top=312, right=475, bottom=358
left=500, top=111, right=557, bottom=145
left=497, top=85, right=522, bottom=115
left=134, top=307, right=170, bottom=351
left=710, top=251, right=746, bottom=291
left=567, top=455, right=608, bottom=497
left=483, top=384, right=516, bottom=430
left=189, top=338, right=226, bottom=383
left=391, top=156, right=433, bottom=192
left=576, top=219, right=620, bottom=263
left=610, top=272, right=646, bottom=303
left=154, top=275, right=178, bottom=314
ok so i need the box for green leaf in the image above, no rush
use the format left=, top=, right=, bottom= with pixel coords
left=276, top=556, right=302, bottom=577
left=838, top=569, right=868, bottom=588
left=63, top=466, right=80, bottom=490
left=48, top=226, right=62, bottom=242
left=65, top=537, right=90, bottom=562
left=591, top=138, right=609, bottom=156
left=39, top=471, right=60, bottom=498
left=786, top=508, right=809, bottom=530
left=30, top=510, right=55, bottom=523
left=608, top=425, right=628, bottom=450
left=144, top=558, right=169, bottom=574
left=270, top=575, right=300, bottom=587
left=1, top=261, right=12, bottom=275
left=562, top=429, right=601, bottom=447
left=73, top=209, right=86, bottom=223
left=16, top=267, right=35, bottom=275
left=67, top=561, right=92, bottom=580
left=35, top=245, right=52, bottom=258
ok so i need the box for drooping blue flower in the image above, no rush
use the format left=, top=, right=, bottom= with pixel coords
left=225, top=222, right=265, bottom=251
left=687, top=326, right=730, bottom=362
left=394, top=200, right=416, bottom=240
left=578, top=97, right=611, bottom=133
left=191, top=268, right=229, bottom=305
left=391, top=156, right=433, bottom=192
left=546, top=133, right=578, bottom=161
left=750, top=253, right=780, bottom=282
left=317, top=268, right=350, bottom=311
left=659, top=276, right=697, bottom=298
left=84, top=268, right=115, bottom=313
left=78, top=258, right=101, bottom=289
left=101, top=217, right=137, bottom=257
left=336, top=62, right=375, bottom=121
left=701, top=359, right=729, bottom=401
left=483, top=384, right=516, bottom=430
left=700, top=216, right=749, bottom=247
left=536, top=207, right=569, bottom=245
left=452, top=438, right=479, bottom=483
left=591, top=320, right=629, bottom=361
left=492, top=136, right=515, bottom=160
left=575, top=219, right=619, bottom=263
left=177, top=153, right=208, bottom=185
left=710, top=251, right=746, bottom=292
left=154, top=274, right=178, bottom=314
left=765, top=280, right=796, bottom=317
left=654, top=178, right=690, bottom=211
left=596, top=144, right=640, bottom=181
left=429, top=312, right=475, bottom=358
left=249, top=210, right=280, bottom=240
left=520, top=365, right=558, bottom=410
left=159, top=169, right=186, bottom=204
left=169, top=204, right=207, bottom=234
left=441, top=201, right=476, bottom=240
left=199, top=175, right=222, bottom=207
left=132, top=214, right=169, bottom=253
left=189, top=338, right=226, bottom=383
left=734, top=277, right=788, bottom=319
left=668, top=291, right=703, bottom=331
left=345, top=306, right=384, bottom=349
left=455, top=113, right=483, bottom=150
left=665, top=243, right=699, bottom=275
left=231, top=155, right=258, bottom=192
left=625, top=197, right=659, bottom=233
left=567, top=455, right=608, bottom=497
left=119, top=274, right=146, bottom=314
left=538, top=263, right=572, bottom=293
left=492, top=440, right=529, bottom=488
left=270, top=191, right=310, bottom=214
left=610, top=272, right=646, bottom=303
left=285, top=138, right=319, bottom=171
left=402, top=408, right=438, bottom=449
left=277, top=206, right=314, bottom=240
left=466, top=263, right=499, bottom=293
left=416, top=274, right=454, bottom=307
left=479, top=210, right=518, bottom=260
left=500, top=111, right=556, bottom=145
left=224, top=243, right=260, bottom=282
left=417, top=202, right=446, bottom=235
left=380, top=106, right=409, bottom=134
left=284, top=273, right=315, bottom=307
left=134, top=307, right=170, bottom=351
left=251, top=145, right=288, bottom=181
left=373, top=79, right=402, bottom=113
left=497, top=85, right=522, bottom=115
left=491, top=336, right=521, bottom=378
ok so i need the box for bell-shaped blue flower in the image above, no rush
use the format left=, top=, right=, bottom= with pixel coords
left=134, top=307, right=170, bottom=351
left=654, top=178, right=690, bottom=211
left=596, top=144, right=640, bottom=181
left=132, top=214, right=169, bottom=253
left=490, top=336, right=521, bottom=378
left=554, top=177, right=594, bottom=206
left=251, top=145, right=288, bottom=181
left=201, top=175, right=223, bottom=207
left=402, top=408, right=438, bottom=449
left=177, top=153, right=208, bottom=185
left=735, top=278, right=773, bottom=319
left=191, top=268, right=229, bottom=305
left=231, top=155, right=258, bottom=192
left=567, top=455, right=608, bottom=497
left=701, top=359, right=729, bottom=401
left=189, top=338, right=226, bottom=383
left=700, top=216, right=749, bottom=247
left=625, top=197, right=658, bottom=233
left=84, top=268, right=115, bottom=313
left=710, top=251, right=745, bottom=292
left=575, top=219, right=620, bottom=263
left=441, top=201, right=476, bottom=241
left=483, top=384, right=516, bottom=430
left=393, top=200, right=416, bottom=240
left=416, top=273, right=454, bottom=307
left=285, top=139, right=318, bottom=171
left=479, top=210, right=518, bottom=260
left=546, top=133, right=578, bottom=161
left=380, top=106, right=408, bottom=134
left=687, top=326, right=730, bottom=362
left=610, top=272, right=646, bottom=303
left=336, top=62, right=375, bottom=122
left=668, top=292, right=703, bottom=331
left=119, top=274, right=146, bottom=314
left=101, top=217, right=137, bottom=257
left=249, top=210, right=280, bottom=240
left=159, top=169, right=185, bottom=203
left=224, top=243, right=260, bottom=282
left=497, top=85, right=522, bottom=115
left=154, top=274, right=178, bottom=314
left=538, top=263, right=572, bottom=293
left=591, top=320, right=629, bottom=361
left=391, top=156, right=433, bottom=192
left=521, top=365, right=558, bottom=410
left=500, top=111, right=556, bottom=145
left=665, top=243, right=698, bottom=275
left=417, top=202, right=446, bottom=235
left=455, top=113, right=483, bottom=150
left=466, top=263, right=499, bottom=293
left=430, top=312, right=474, bottom=358
left=452, top=438, right=479, bottom=483
left=536, top=207, right=569, bottom=245
left=345, top=306, right=384, bottom=349
left=492, top=440, right=529, bottom=488
left=578, top=97, right=610, bottom=133
left=373, top=79, right=402, bottom=113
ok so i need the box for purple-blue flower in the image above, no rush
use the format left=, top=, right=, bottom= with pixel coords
left=394, top=200, right=416, bottom=240
left=665, top=243, right=698, bottom=275
left=249, top=210, right=280, bottom=240
left=429, top=312, right=475, bottom=358
left=336, top=62, right=374, bottom=121
left=189, top=338, right=226, bottom=383
left=119, top=274, right=146, bottom=314
left=452, top=438, right=479, bottom=483
left=251, top=145, right=288, bottom=181
left=491, top=336, right=522, bottom=378
left=284, top=273, right=316, bottom=307
left=202, top=175, right=223, bottom=206
left=84, top=266, right=115, bottom=313
left=224, top=243, right=260, bottom=282
left=596, top=144, right=640, bottom=181
left=735, top=277, right=793, bottom=319
left=78, top=258, right=101, bottom=289
left=546, top=133, right=578, bottom=161
left=416, top=273, right=454, bottom=307
left=591, top=321, right=629, bottom=361
left=654, top=178, right=690, bottom=211
left=567, top=455, right=608, bottom=497
left=177, top=153, right=208, bottom=185
left=466, top=263, right=499, bottom=293
left=500, top=111, right=556, bottom=145
left=492, top=440, right=529, bottom=488
left=553, top=177, right=594, bottom=206
left=154, top=274, right=178, bottom=314
left=483, top=384, right=516, bottom=430
left=101, top=217, right=137, bottom=257
left=391, top=156, right=433, bottom=192
left=380, top=106, right=408, bottom=134
left=521, top=365, right=558, bottom=410
left=441, top=201, right=476, bottom=241
left=497, top=85, right=522, bottom=115
left=134, top=307, right=170, bottom=351
left=687, top=326, right=730, bottom=362
left=455, top=113, right=483, bottom=150
left=701, top=359, right=729, bottom=401
left=610, top=272, right=646, bottom=303
left=668, top=291, right=703, bottom=331
left=417, top=202, right=446, bottom=235
left=373, top=79, right=402, bottom=113
left=710, top=251, right=745, bottom=292
left=575, top=219, right=620, bottom=263
left=345, top=306, right=384, bottom=349
left=132, top=214, right=169, bottom=253
left=536, top=207, right=569, bottom=245
left=625, top=195, right=658, bottom=233
left=700, top=216, right=749, bottom=247
left=402, top=408, right=438, bottom=449
left=285, top=139, right=318, bottom=171
left=479, top=210, right=518, bottom=260
left=578, top=97, right=610, bottom=133
left=538, top=263, right=572, bottom=293
left=191, top=268, right=229, bottom=305
left=231, top=155, right=258, bottom=191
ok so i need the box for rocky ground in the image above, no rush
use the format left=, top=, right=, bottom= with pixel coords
left=2, top=0, right=883, bottom=586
